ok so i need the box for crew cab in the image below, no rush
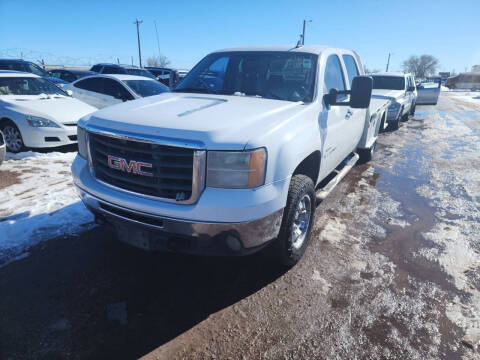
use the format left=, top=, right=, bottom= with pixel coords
left=371, top=72, right=416, bottom=129
left=72, top=46, right=389, bottom=265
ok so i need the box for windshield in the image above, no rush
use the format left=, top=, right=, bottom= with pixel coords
left=126, top=68, right=156, bottom=79
left=372, top=76, right=405, bottom=90
left=123, top=79, right=169, bottom=97
left=419, top=77, right=441, bottom=89
left=0, top=77, right=67, bottom=96
left=174, top=51, right=318, bottom=103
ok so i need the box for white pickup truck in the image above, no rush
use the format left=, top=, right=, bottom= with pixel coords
left=72, top=46, right=390, bottom=265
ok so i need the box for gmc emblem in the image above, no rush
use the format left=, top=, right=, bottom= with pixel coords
left=107, top=155, right=153, bottom=177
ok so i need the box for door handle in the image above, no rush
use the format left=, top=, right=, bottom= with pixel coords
left=346, top=110, right=353, bottom=119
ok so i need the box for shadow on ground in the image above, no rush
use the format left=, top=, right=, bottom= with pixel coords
left=0, top=226, right=286, bottom=360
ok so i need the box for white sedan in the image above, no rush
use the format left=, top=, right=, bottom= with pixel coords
left=63, top=74, right=170, bottom=109
left=0, top=71, right=97, bottom=153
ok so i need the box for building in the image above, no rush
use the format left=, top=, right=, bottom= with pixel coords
left=472, top=65, right=480, bottom=73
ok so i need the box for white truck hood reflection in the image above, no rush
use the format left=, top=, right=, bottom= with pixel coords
left=82, top=93, right=304, bottom=150
left=371, top=89, right=405, bottom=102
left=1, top=95, right=97, bottom=124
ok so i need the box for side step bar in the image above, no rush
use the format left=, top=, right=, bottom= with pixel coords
left=316, top=153, right=359, bottom=201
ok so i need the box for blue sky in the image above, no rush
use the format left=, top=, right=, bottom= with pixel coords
left=1, top=0, right=479, bottom=73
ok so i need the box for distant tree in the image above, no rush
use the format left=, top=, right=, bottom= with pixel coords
left=402, top=55, right=439, bottom=78
left=146, top=55, right=170, bottom=67
left=364, top=65, right=380, bottom=74
left=451, top=69, right=457, bottom=76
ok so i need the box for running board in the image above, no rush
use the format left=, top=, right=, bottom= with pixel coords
left=316, top=153, right=359, bottom=201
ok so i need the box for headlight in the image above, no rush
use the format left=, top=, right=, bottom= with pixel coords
left=207, top=148, right=266, bottom=188
left=26, top=115, right=60, bottom=128
left=77, top=126, right=88, bottom=159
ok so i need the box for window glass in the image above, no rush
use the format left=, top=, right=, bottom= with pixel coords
left=102, top=66, right=126, bottom=74
left=0, top=62, right=24, bottom=71
left=175, top=51, right=318, bottom=103
left=342, top=55, right=359, bottom=87
left=74, top=77, right=103, bottom=92
left=90, top=65, right=102, bottom=72
left=371, top=76, right=405, bottom=90
left=125, top=68, right=156, bottom=79
left=124, top=79, right=169, bottom=97
left=102, top=79, right=132, bottom=99
left=0, top=77, right=66, bottom=95
left=26, top=63, right=47, bottom=76
left=62, top=72, right=76, bottom=82
left=324, top=55, right=346, bottom=92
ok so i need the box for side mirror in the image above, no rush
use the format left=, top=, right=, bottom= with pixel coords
left=407, top=86, right=415, bottom=92
left=65, top=89, right=73, bottom=96
left=350, top=76, right=372, bottom=109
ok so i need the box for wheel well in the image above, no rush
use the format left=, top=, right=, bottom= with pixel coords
left=292, top=151, right=321, bottom=185
left=0, top=117, right=12, bottom=128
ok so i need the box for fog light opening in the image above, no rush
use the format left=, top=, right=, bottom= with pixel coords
left=226, top=234, right=242, bottom=252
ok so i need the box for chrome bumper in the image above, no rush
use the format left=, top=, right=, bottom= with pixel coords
left=77, top=187, right=283, bottom=255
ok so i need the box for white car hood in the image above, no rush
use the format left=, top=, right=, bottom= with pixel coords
left=2, top=95, right=97, bottom=124
left=81, top=93, right=304, bottom=150
left=371, top=89, right=405, bottom=102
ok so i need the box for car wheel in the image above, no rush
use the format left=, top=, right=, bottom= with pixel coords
left=358, top=141, right=376, bottom=164
left=410, top=103, right=416, bottom=116
left=275, top=174, right=316, bottom=267
left=1, top=121, right=25, bottom=153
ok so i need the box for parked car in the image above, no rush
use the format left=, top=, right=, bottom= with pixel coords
left=0, top=59, right=68, bottom=86
left=63, top=74, right=170, bottom=109
left=73, top=45, right=393, bottom=266
left=370, top=72, right=416, bottom=130
left=89, top=63, right=156, bottom=79
left=145, top=67, right=189, bottom=87
left=446, top=73, right=480, bottom=90
left=416, top=77, right=441, bottom=105
left=0, top=130, right=5, bottom=165
left=47, top=69, right=95, bottom=83
left=0, top=71, right=96, bottom=152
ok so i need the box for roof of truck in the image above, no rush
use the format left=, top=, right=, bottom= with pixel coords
left=214, top=45, right=336, bottom=55
left=372, top=72, right=408, bottom=77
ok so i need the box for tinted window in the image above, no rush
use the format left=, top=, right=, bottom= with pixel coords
left=372, top=76, right=405, bottom=90
left=175, top=51, right=318, bottom=103
left=0, top=62, right=25, bottom=72
left=26, top=63, right=47, bottom=76
left=342, top=55, right=359, bottom=88
left=102, top=66, right=126, bottom=74
left=324, top=55, right=346, bottom=92
left=74, top=77, right=103, bottom=92
left=125, top=68, right=156, bottom=79
left=48, top=71, right=62, bottom=78
left=124, top=79, right=169, bottom=97
left=0, top=77, right=66, bottom=95
left=90, top=65, right=102, bottom=72
left=102, top=79, right=133, bottom=99
left=62, top=72, right=76, bottom=82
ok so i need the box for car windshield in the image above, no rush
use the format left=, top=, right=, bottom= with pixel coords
left=123, top=79, right=169, bottom=97
left=419, top=78, right=441, bottom=89
left=372, top=76, right=405, bottom=90
left=0, top=77, right=67, bottom=96
left=174, top=51, right=318, bottom=103
left=125, top=68, right=156, bottom=79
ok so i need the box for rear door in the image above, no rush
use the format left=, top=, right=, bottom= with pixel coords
left=71, top=77, right=108, bottom=108
left=416, top=78, right=441, bottom=105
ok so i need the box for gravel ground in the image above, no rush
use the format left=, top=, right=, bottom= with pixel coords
left=0, top=91, right=479, bottom=359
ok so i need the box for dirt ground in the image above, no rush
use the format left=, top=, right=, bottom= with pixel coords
left=0, top=91, right=479, bottom=359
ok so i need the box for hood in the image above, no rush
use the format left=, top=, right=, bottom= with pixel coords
left=81, top=92, right=304, bottom=150
left=371, top=89, right=405, bottom=102
left=2, top=95, right=97, bottom=124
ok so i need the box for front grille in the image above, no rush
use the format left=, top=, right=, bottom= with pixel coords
left=89, top=133, right=194, bottom=200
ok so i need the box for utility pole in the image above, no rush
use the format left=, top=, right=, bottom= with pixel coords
left=301, top=19, right=312, bottom=45
left=386, top=53, right=391, bottom=72
left=154, top=20, right=161, bottom=58
left=133, top=19, right=143, bottom=67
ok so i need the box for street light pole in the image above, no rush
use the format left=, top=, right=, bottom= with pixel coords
left=386, top=53, right=391, bottom=72
left=301, top=19, right=312, bottom=45
left=134, top=19, right=143, bottom=67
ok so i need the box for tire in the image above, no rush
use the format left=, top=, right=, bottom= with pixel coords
left=1, top=121, right=25, bottom=153
left=358, top=141, right=376, bottom=164
left=410, top=103, right=416, bottom=116
left=389, top=119, right=399, bottom=130
left=274, top=174, right=316, bottom=267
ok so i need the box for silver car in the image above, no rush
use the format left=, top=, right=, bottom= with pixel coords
left=416, top=77, right=441, bottom=105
